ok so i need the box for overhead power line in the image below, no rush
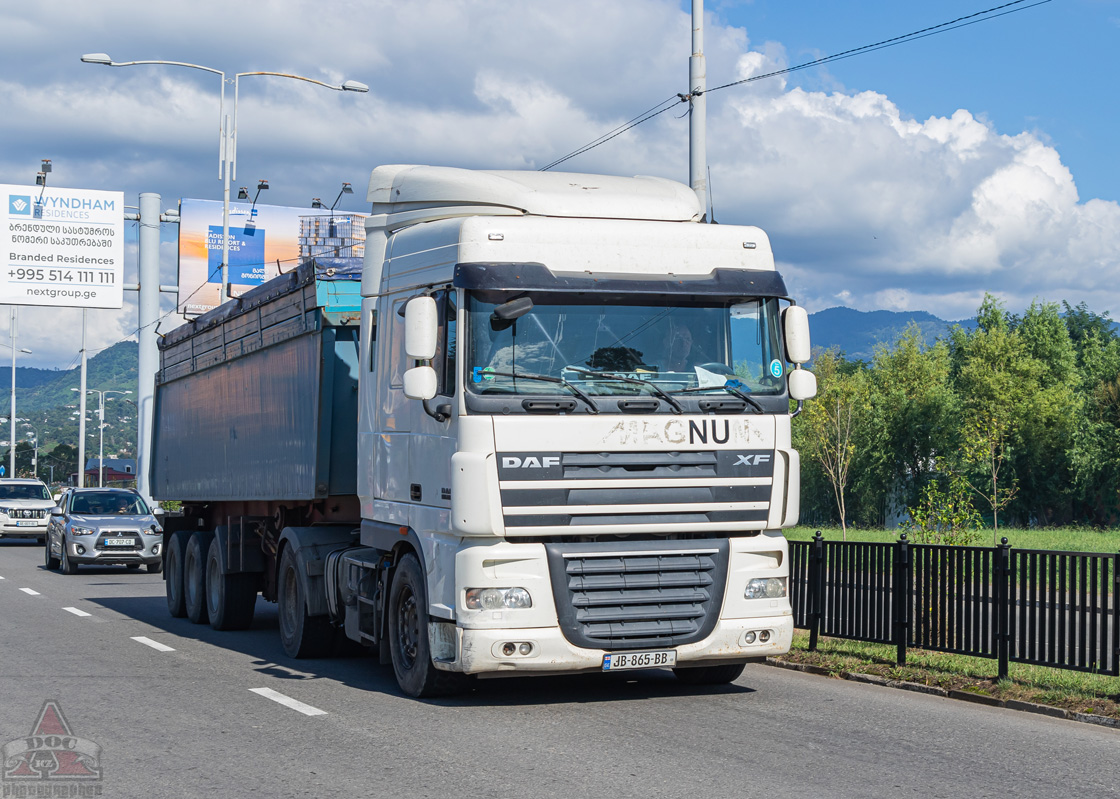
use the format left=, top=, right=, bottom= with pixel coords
left=540, top=0, right=1053, bottom=171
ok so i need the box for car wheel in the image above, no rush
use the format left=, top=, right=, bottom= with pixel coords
left=388, top=552, right=467, bottom=697
left=277, top=546, right=333, bottom=658
left=61, top=544, right=78, bottom=575
left=147, top=560, right=163, bottom=574
left=44, top=536, right=60, bottom=571
left=126, top=563, right=141, bottom=570
left=165, top=531, right=190, bottom=618
left=205, top=537, right=257, bottom=631
left=184, top=531, right=215, bottom=624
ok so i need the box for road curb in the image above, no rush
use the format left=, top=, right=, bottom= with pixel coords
left=764, top=658, right=1117, bottom=728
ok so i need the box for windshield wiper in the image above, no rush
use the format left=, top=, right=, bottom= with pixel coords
left=564, top=367, right=684, bottom=414
left=478, top=370, right=599, bottom=414
left=673, top=380, right=765, bottom=414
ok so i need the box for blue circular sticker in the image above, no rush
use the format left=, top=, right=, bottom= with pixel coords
left=769, top=359, right=784, bottom=378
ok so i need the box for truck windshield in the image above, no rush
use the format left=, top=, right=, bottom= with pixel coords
left=466, top=292, right=785, bottom=403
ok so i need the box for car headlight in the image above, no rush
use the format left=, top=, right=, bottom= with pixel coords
left=70, top=525, right=96, bottom=536
left=0, top=506, right=11, bottom=515
left=465, top=587, right=533, bottom=610
left=745, top=577, right=787, bottom=599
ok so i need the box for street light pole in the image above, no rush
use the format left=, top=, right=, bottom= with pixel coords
left=80, top=54, right=368, bottom=304
left=71, top=388, right=131, bottom=487
left=7, top=310, right=31, bottom=478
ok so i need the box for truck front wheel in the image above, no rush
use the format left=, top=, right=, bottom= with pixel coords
left=277, top=546, right=333, bottom=658
left=388, top=553, right=467, bottom=698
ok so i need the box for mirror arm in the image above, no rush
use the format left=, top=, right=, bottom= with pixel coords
left=423, top=399, right=452, bottom=423
left=791, top=400, right=804, bottom=419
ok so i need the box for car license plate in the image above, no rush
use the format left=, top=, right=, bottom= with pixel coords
left=602, top=650, right=677, bottom=671
left=15, top=521, right=38, bottom=527
left=104, top=538, right=135, bottom=546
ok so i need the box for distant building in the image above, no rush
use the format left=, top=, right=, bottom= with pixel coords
left=70, top=458, right=137, bottom=487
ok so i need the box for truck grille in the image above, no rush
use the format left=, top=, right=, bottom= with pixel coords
left=499, top=450, right=774, bottom=533
left=545, top=539, right=729, bottom=651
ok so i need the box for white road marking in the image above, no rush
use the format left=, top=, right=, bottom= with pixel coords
left=131, top=636, right=175, bottom=652
left=249, top=687, right=328, bottom=717
left=19, top=588, right=40, bottom=596
left=63, top=607, right=92, bottom=617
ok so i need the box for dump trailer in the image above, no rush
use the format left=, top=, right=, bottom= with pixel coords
left=153, top=166, right=817, bottom=697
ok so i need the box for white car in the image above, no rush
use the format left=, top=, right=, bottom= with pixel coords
left=0, top=478, right=54, bottom=541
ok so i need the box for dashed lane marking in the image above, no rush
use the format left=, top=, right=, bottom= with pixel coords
left=131, top=636, right=175, bottom=652
left=19, top=588, right=40, bottom=596
left=63, top=607, right=92, bottom=617
left=249, top=687, right=328, bottom=717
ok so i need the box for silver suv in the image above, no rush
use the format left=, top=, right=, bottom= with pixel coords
left=45, top=488, right=164, bottom=574
left=0, top=479, right=54, bottom=541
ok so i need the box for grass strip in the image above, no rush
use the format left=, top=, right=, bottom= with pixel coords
left=785, top=526, right=1120, bottom=553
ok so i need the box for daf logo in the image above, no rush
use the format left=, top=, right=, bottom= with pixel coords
left=501, top=456, right=560, bottom=469
left=735, top=454, right=771, bottom=466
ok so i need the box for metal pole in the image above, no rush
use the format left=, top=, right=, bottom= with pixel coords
left=220, top=113, right=232, bottom=304
left=9, top=307, right=16, bottom=477
left=78, top=311, right=87, bottom=487
left=98, top=391, right=105, bottom=488
left=689, top=0, right=708, bottom=219
left=136, top=193, right=160, bottom=503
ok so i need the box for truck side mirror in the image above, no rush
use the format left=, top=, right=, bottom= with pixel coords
left=782, top=305, right=811, bottom=364
left=404, top=296, right=438, bottom=360
left=788, top=369, right=817, bottom=401
left=404, top=365, right=438, bottom=400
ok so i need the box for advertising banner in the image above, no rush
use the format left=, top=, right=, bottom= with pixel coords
left=1, top=184, right=125, bottom=309
left=177, top=198, right=366, bottom=316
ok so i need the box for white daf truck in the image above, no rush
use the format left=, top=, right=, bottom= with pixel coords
left=152, top=165, right=816, bottom=697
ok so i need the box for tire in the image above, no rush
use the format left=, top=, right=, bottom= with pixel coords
left=61, top=544, right=78, bottom=575
left=184, top=531, right=215, bottom=625
left=165, top=530, right=189, bottom=618
left=672, top=663, right=746, bottom=686
left=126, top=563, right=141, bottom=570
left=388, top=552, right=467, bottom=698
left=277, top=546, right=334, bottom=658
left=44, top=535, right=60, bottom=571
left=206, top=537, right=257, bottom=631
left=147, top=560, right=163, bottom=574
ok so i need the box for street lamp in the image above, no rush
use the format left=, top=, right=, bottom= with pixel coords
left=71, top=388, right=131, bottom=487
left=2, top=309, right=32, bottom=478
left=80, top=53, right=369, bottom=304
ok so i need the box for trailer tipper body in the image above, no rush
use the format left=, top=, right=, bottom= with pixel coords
left=152, top=166, right=817, bottom=696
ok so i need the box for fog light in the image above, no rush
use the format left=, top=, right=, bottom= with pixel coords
left=759, top=630, right=771, bottom=643
left=744, top=631, right=757, bottom=644
left=152, top=543, right=161, bottom=556
left=518, top=643, right=532, bottom=655
left=75, top=545, right=85, bottom=555
left=745, top=577, right=787, bottom=599
left=502, top=642, right=516, bottom=656
left=465, top=587, right=533, bottom=610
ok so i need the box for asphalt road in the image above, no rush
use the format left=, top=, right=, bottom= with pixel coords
left=0, top=537, right=1116, bottom=799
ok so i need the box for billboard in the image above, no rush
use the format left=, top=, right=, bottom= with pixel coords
left=1, top=185, right=125, bottom=309
left=177, top=198, right=366, bottom=316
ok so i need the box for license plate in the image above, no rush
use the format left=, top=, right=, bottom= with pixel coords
left=602, top=650, right=677, bottom=671
left=104, top=538, right=135, bottom=547
left=15, top=521, right=38, bottom=527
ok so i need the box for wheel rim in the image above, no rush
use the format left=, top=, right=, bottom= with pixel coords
left=396, top=585, right=419, bottom=670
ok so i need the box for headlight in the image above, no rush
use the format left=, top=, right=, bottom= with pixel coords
left=745, top=577, right=787, bottom=599
left=0, top=506, right=11, bottom=515
left=70, top=526, right=96, bottom=536
left=465, top=587, right=533, bottom=610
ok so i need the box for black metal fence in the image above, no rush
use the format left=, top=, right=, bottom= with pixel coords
left=790, top=533, right=1120, bottom=678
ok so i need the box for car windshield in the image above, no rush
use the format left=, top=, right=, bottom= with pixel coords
left=466, top=292, right=785, bottom=398
left=70, top=492, right=150, bottom=515
left=0, top=484, right=51, bottom=501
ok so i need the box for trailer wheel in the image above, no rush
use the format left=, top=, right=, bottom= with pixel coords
left=206, top=537, right=257, bottom=631
left=278, top=546, right=333, bottom=658
left=388, top=552, right=467, bottom=698
left=165, top=531, right=189, bottom=617
left=184, top=531, right=215, bottom=624
left=672, top=663, right=746, bottom=686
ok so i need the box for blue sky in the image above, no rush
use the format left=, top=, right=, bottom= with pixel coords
left=0, top=0, right=1117, bottom=368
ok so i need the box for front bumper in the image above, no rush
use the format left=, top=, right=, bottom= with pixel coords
left=0, top=521, right=48, bottom=539
left=67, top=537, right=162, bottom=566
left=434, top=614, right=793, bottom=675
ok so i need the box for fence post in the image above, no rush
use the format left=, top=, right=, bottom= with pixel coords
left=995, top=537, right=1010, bottom=681
left=807, top=531, right=824, bottom=651
left=893, top=533, right=910, bottom=666
left=1114, top=550, right=1120, bottom=677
